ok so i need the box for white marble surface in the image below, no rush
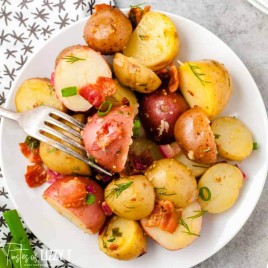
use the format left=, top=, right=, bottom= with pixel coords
left=114, top=0, right=268, bottom=267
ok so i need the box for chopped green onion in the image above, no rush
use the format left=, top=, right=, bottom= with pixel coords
left=199, top=187, right=211, bottom=201
left=25, top=136, right=40, bottom=149
left=132, top=119, right=141, bottom=137
left=86, top=194, right=95, bottom=205
left=61, top=86, right=77, bottom=97
left=253, top=142, right=258, bottom=150
left=97, top=101, right=113, bottom=116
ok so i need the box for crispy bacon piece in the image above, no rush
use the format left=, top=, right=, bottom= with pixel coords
left=59, top=177, right=88, bottom=208
left=19, top=143, right=42, bottom=163
left=156, top=63, right=179, bottom=93
left=79, top=77, right=117, bottom=108
left=145, top=200, right=180, bottom=233
left=25, top=163, right=47, bottom=188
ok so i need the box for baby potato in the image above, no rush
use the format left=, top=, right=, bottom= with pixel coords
left=211, top=117, right=253, bottom=161
left=84, top=4, right=132, bottom=55
left=145, top=159, right=198, bottom=208
left=15, top=78, right=66, bottom=112
left=98, top=216, right=146, bottom=260
left=140, top=201, right=202, bottom=250
left=174, top=153, right=211, bottom=177
left=198, top=163, right=244, bottom=213
left=106, top=80, right=138, bottom=107
left=39, top=114, right=91, bottom=176
left=123, top=11, right=179, bottom=71
left=174, top=106, right=217, bottom=164
left=178, top=60, right=232, bottom=119
left=113, top=53, right=162, bottom=93
left=105, top=175, right=155, bottom=220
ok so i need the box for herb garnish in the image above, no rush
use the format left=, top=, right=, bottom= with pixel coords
left=97, top=101, right=113, bottom=117
left=139, top=35, right=148, bottom=40
left=187, top=209, right=207, bottom=219
left=132, top=119, right=141, bottom=137
left=85, top=194, right=95, bottom=205
left=63, top=55, right=86, bottom=64
left=130, top=2, right=146, bottom=8
left=25, top=136, right=39, bottom=150
left=188, top=63, right=211, bottom=86
left=253, top=142, right=258, bottom=150
left=199, top=187, right=211, bottom=201
left=155, top=187, right=176, bottom=196
left=179, top=218, right=200, bottom=236
left=107, top=227, right=122, bottom=242
left=106, top=181, right=133, bottom=200
left=214, top=134, right=221, bottom=139
left=61, top=86, right=77, bottom=97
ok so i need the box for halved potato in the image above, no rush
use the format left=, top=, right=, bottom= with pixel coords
left=145, top=159, right=198, bottom=208
left=98, top=216, right=146, bottom=260
left=178, top=60, right=232, bottom=119
left=15, top=78, right=66, bottom=112
left=54, top=45, right=111, bottom=112
left=123, top=11, right=179, bottom=71
left=141, top=201, right=202, bottom=250
left=113, top=53, right=161, bottom=93
left=211, top=117, right=253, bottom=161
left=198, top=163, right=244, bottom=213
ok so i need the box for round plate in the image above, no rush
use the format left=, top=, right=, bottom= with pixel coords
left=1, top=10, right=268, bottom=268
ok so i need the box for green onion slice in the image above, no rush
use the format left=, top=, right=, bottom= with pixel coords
left=61, top=86, right=77, bottom=97
left=253, top=142, right=258, bottom=150
left=199, top=187, right=211, bottom=201
left=86, top=194, right=95, bottom=205
left=97, top=101, right=113, bottom=116
left=132, top=119, right=141, bottom=137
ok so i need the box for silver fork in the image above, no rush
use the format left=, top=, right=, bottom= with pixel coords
left=0, top=106, right=112, bottom=176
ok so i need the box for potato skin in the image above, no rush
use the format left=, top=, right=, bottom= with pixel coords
left=198, top=163, right=244, bottom=213
left=105, top=175, right=155, bottom=220
left=174, top=106, right=217, bottom=164
left=179, top=60, right=232, bottom=119
left=145, top=159, right=198, bottom=208
left=211, top=117, right=253, bottom=161
left=98, top=216, right=146, bottom=260
left=140, top=89, right=189, bottom=144
left=15, top=78, right=66, bottom=112
left=84, top=4, right=132, bottom=55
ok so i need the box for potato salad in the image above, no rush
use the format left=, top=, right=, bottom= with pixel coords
left=16, top=3, right=256, bottom=261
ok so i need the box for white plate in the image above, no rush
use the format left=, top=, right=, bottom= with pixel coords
left=1, top=10, right=268, bottom=268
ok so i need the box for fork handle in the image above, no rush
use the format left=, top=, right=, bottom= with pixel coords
left=0, top=107, right=20, bottom=121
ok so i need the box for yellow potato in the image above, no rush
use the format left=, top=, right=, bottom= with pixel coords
left=39, top=114, right=91, bottom=176
left=105, top=175, right=155, bottom=220
left=106, top=80, right=138, bottom=107
left=145, top=159, right=198, bottom=208
left=113, top=53, right=161, bottom=93
left=211, top=117, right=253, bottom=161
left=15, top=78, right=66, bottom=112
left=98, top=216, right=146, bottom=260
left=198, top=163, right=244, bottom=213
left=174, top=106, right=217, bottom=164
left=178, top=60, right=232, bottom=119
left=123, top=11, right=180, bottom=71
left=174, top=153, right=211, bottom=177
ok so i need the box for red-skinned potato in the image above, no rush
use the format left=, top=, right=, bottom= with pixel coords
left=43, top=176, right=106, bottom=234
left=174, top=106, right=217, bottom=164
left=140, top=89, right=189, bottom=144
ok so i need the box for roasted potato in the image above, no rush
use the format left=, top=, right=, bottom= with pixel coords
left=43, top=176, right=106, bottom=234
left=145, top=159, right=198, bottom=208
left=174, top=153, right=211, bottom=177
left=39, top=114, right=91, bottom=176
left=15, top=78, right=66, bottom=112
left=178, top=60, right=232, bottom=119
left=140, top=89, right=189, bottom=144
left=54, top=45, right=111, bottom=112
left=113, top=53, right=161, bottom=93
left=198, top=163, right=244, bottom=213
left=211, top=117, right=253, bottom=161
left=123, top=11, right=179, bottom=71
left=98, top=216, right=146, bottom=260
left=84, top=4, right=132, bottom=55
left=106, top=80, right=138, bottom=107
left=105, top=175, right=155, bottom=220
left=141, top=201, right=202, bottom=250
left=174, top=106, right=217, bottom=164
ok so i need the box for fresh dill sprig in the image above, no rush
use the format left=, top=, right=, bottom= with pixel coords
left=179, top=217, right=200, bottom=236
left=187, top=209, right=207, bottom=219
left=188, top=63, right=211, bottom=86
left=106, top=181, right=133, bottom=200
left=63, top=55, right=86, bottom=64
